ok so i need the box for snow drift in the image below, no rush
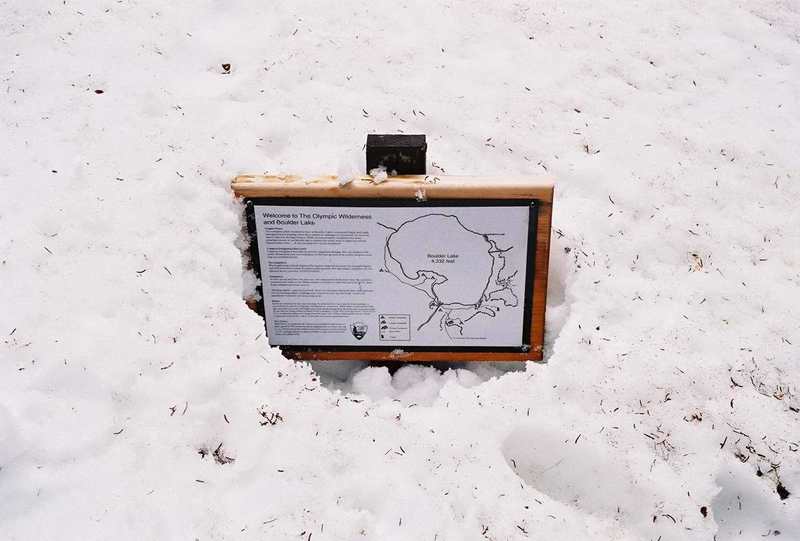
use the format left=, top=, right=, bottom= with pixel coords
left=1, top=0, right=798, bottom=539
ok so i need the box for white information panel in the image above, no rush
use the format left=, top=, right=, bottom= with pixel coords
left=253, top=203, right=532, bottom=348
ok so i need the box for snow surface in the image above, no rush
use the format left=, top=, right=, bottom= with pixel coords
left=2, top=1, right=799, bottom=539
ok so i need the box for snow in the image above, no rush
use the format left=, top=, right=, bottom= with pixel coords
left=1, top=1, right=799, bottom=539
left=314, top=362, right=520, bottom=405
left=368, top=166, right=389, bottom=184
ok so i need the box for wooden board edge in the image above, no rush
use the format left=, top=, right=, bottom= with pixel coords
left=530, top=201, right=552, bottom=361
left=231, top=174, right=554, bottom=203
left=283, top=349, right=542, bottom=362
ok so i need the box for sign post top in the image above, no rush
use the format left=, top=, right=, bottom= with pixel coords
left=231, top=174, right=555, bottom=202
left=366, top=134, right=427, bottom=175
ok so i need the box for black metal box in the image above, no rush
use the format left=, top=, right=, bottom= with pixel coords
left=365, top=134, right=427, bottom=175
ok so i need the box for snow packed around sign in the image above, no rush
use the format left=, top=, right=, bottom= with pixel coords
left=1, top=1, right=799, bottom=539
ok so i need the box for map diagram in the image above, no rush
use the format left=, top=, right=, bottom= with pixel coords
left=377, top=213, right=520, bottom=339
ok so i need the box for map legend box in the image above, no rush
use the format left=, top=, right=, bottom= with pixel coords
left=378, top=314, right=411, bottom=341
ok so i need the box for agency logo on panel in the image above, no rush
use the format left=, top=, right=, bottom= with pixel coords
left=350, top=321, right=368, bottom=340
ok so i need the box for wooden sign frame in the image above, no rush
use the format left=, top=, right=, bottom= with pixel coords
left=233, top=174, right=554, bottom=362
